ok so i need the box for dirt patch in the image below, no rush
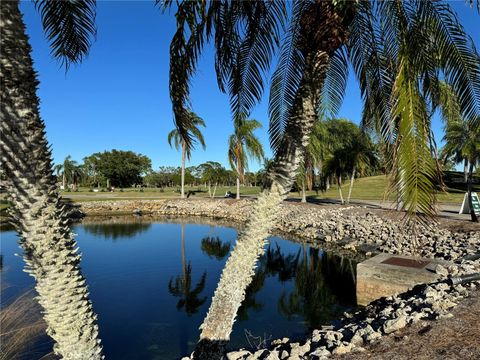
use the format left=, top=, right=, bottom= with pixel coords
left=338, top=289, right=480, bottom=360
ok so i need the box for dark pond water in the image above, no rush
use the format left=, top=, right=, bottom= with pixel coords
left=0, top=217, right=356, bottom=359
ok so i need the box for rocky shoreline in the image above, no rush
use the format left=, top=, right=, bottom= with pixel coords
left=76, top=198, right=480, bottom=360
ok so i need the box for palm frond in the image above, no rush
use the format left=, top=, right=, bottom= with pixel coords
left=417, top=1, right=480, bottom=124
left=227, top=1, right=286, bottom=122
left=318, top=48, right=349, bottom=118
left=34, top=0, right=96, bottom=69
left=167, top=1, right=208, bottom=148
left=348, top=0, right=394, bottom=137
left=392, top=59, right=437, bottom=225
left=268, top=0, right=312, bottom=152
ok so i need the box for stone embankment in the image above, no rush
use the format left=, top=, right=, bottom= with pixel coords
left=78, top=198, right=479, bottom=261
left=77, top=198, right=480, bottom=360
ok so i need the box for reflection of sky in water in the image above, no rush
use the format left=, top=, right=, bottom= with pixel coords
left=1, top=219, right=356, bottom=360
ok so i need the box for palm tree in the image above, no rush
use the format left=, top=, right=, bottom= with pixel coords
left=298, top=119, right=331, bottom=202
left=0, top=1, right=103, bottom=359
left=228, top=116, right=264, bottom=199
left=168, top=111, right=206, bottom=199
left=164, top=1, right=480, bottom=357
left=443, top=118, right=480, bottom=222
left=323, top=119, right=376, bottom=204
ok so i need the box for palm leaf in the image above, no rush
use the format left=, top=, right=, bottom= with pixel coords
left=268, top=0, right=312, bottom=152
left=318, top=48, right=349, bottom=118
left=391, top=59, right=437, bottom=227
left=34, top=0, right=96, bottom=69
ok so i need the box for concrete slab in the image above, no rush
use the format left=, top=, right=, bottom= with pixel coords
left=356, top=253, right=452, bottom=306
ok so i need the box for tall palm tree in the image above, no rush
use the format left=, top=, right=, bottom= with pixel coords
left=443, top=118, right=480, bottom=222
left=55, top=155, right=82, bottom=191
left=228, top=116, right=264, bottom=199
left=164, top=1, right=480, bottom=357
left=168, top=111, right=206, bottom=199
left=0, top=1, right=103, bottom=359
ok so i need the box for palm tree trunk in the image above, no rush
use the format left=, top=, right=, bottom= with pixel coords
left=236, top=177, right=240, bottom=199
left=301, top=179, right=307, bottom=203
left=467, top=162, right=478, bottom=222
left=338, top=175, right=345, bottom=204
left=181, top=141, right=186, bottom=199
left=0, top=2, right=103, bottom=359
left=347, top=166, right=356, bottom=204
left=62, top=172, right=66, bottom=190
left=464, top=159, right=469, bottom=183
left=196, top=69, right=319, bottom=359
left=212, top=182, right=218, bottom=198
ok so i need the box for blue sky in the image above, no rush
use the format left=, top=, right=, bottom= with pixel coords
left=20, top=1, right=479, bottom=172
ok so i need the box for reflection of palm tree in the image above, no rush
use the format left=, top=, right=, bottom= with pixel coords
left=168, top=224, right=207, bottom=315
left=237, top=271, right=266, bottom=321
left=201, top=236, right=230, bottom=260
left=277, top=248, right=356, bottom=329
left=168, top=263, right=207, bottom=315
left=264, top=244, right=300, bottom=283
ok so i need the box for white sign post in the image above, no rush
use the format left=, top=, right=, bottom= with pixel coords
left=459, top=192, right=480, bottom=215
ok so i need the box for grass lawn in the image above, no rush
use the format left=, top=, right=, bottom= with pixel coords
left=51, top=175, right=476, bottom=206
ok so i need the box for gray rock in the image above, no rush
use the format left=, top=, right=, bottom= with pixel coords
left=332, top=343, right=353, bottom=355
left=227, top=350, right=251, bottom=360
left=309, top=346, right=331, bottom=359
left=383, top=316, right=407, bottom=334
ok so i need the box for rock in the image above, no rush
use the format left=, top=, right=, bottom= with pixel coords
left=264, top=351, right=281, bottom=360
left=435, top=264, right=449, bottom=277
left=309, top=347, right=331, bottom=359
left=289, top=341, right=310, bottom=358
left=246, top=349, right=268, bottom=360
left=383, top=316, right=407, bottom=334
left=280, top=350, right=289, bottom=359
left=227, top=350, right=251, bottom=360
left=332, top=343, right=353, bottom=355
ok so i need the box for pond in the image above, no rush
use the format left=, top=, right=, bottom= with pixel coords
left=0, top=217, right=357, bottom=360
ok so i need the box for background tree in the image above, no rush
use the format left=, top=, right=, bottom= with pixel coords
left=0, top=1, right=103, bottom=358
left=84, top=150, right=152, bottom=188
left=228, top=116, right=264, bottom=199
left=323, top=119, right=377, bottom=204
left=168, top=111, right=206, bottom=198
left=443, top=118, right=480, bottom=222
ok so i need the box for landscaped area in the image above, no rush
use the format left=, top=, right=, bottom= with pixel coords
left=1, top=1, right=479, bottom=360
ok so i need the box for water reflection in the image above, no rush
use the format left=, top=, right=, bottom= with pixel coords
left=82, top=222, right=152, bottom=240
left=200, top=235, right=231, bottom=260
left=277, top=248, right=356, bottom=328
left=168, top=224, right=207, bottom=316
left=239, top=243, right=356, bottom=330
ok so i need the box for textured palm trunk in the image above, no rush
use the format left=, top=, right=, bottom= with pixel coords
left=338, top=175, right=345, bottom=204
left=0, top=2, right=103, bottom=359
left=347, top=166, right=356, bottom=204
left=236, top=177, right=240, bottom=199
left=181, top=140, right=186, bottom=199
left=195, top=66, right=320, bottom=360
left=467, top=162, right=478, bottom=222
left=301, top=178, right=307, bottom=203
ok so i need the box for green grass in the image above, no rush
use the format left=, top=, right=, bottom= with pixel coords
left=0, top=175, right=475, bottom=210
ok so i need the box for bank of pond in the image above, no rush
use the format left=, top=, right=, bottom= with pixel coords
left=0, top=217, right=357, bottom=359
